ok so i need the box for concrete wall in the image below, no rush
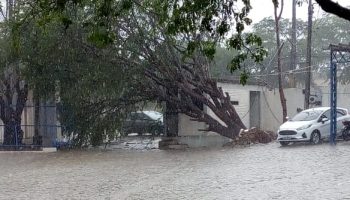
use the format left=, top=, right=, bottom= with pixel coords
left=177, top=83, right=264, bottom=147
left=320, top=84, right=350, bottom=111
left=260, top=88, right=305, bottom=132
left=178, top=83, right=264, bottom=137
left=178, top=114, right=207, bottom=136
left=177, top=83, right=307, bottom=147
left=216, top=83, right=263, bottom=128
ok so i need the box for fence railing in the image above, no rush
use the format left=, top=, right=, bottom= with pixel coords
left=0, top=124, right=62, bottom=148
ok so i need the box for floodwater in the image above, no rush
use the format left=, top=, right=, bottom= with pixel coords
left=1, top=142, right=350, bottom=200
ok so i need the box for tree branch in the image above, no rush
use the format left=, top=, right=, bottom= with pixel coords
left=315, top=0, right=350, bottom=21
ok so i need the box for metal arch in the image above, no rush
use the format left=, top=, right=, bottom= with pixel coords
left=329, top=44, right=350, bottom=145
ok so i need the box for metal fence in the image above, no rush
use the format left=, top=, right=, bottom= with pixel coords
left=0, top=105, right=62, bottom=149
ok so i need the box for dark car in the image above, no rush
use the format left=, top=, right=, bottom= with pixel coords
left=121, top=111, right=164, bottom=136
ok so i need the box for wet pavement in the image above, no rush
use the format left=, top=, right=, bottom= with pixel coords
left=1, top=141, right=350, bottom=200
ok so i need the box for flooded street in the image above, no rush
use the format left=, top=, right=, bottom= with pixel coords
left=1, top=142, right=350, bottom=200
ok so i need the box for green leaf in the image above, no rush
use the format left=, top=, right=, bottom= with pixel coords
left=240, top=71, right=249, bottom=85
left=87, top=27, right=114, bottom=47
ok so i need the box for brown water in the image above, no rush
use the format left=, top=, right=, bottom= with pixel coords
left=1, top=142, right=350, bottom=200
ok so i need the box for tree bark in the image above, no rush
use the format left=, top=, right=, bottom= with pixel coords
left=315, top=0, right=350, bottom=21
left=127, top=10, right=248, bottom=140
left=304, top=0, right=313, bottom=109
left=0, top=79, right=28, bottom=145
left=145, top=67, right=247, bottom=139
left=0, top=0, right=29, bottom=146
left=273, top=0, right=288, bottom=122
left=289, top=0, right=297, bottom=87
left=165, top=101, right=178, bottom=137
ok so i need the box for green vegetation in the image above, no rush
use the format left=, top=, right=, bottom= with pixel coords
left=0, top=0, right=348, bottom=146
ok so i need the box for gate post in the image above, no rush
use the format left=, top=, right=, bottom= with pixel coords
left=330, top=56, right=337, bottom=145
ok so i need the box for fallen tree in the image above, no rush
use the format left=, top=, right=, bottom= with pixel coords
left=21, top=0, right=269, bottom=145
left=121, top=7, right=266, bottom=139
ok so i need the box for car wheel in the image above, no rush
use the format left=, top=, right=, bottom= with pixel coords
left=279, top=141, right=290, bottom=146
left=310, top=131, right=321, bottom=144
left=152, top=129, right=158, bottom=136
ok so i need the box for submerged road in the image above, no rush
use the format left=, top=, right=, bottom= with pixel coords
left=1, top=142, right=350, bottom=199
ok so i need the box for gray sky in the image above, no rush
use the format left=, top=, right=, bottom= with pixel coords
left=250, top=0, right=350, bottom=24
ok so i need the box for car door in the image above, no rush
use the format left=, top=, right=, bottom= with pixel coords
left=126, top=113, right=138, bottom=133
left=139, top=113, right=152, bottom=134
left=134, top=113, right=147, bottom=134
left=318, top=109, right=331, bottom=138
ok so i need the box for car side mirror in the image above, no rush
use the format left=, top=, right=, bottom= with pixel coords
left=320, top=117, right=328, bottom=124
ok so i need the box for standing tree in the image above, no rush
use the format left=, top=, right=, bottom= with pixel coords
left=0, top=0, right=29, bottom=145
left=304, top=0, right=313, bottom=109
left=289, top=0, right=297, bottom=87
left=272, top=0, right=288, bottom=122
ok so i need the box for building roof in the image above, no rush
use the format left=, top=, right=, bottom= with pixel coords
left=214, top=76, right=268, bottom=87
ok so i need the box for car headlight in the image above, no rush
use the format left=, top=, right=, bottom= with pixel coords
left=296, top=124, right=312, bottom=131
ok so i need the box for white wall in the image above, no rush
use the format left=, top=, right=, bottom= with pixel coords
left=177, top=83, right=307, bottom=137
left=260, top=88, right=305, bottom=132
left=178, top=83, right=264, bottom=136
left=178, top=114, right=207, bottom=136
left=217, top=83, right=263, bottom=128
left=320, top=84, right=350, bottom=111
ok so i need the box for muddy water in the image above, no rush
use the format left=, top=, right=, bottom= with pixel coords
left=1, top=142, right=350, bottom=200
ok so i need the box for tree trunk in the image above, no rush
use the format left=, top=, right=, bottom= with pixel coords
left=146, top=67, right=247, bottom=139
left=304, top=0, right=313, bottom=109
left=273, top=0, right=288, bottom=122
left=137, top=17, right=248, bottom=140
left=289, top=0, right=297, bottom=87
left=0, top=79, right=28, bottom=145
left=3, top=118, right=22, bottom=145
left=0, top=0, right=29, bottom=145
left=165, top=101, right=178, bottom=137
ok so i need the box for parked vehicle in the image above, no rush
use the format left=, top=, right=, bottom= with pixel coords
left=277, top=107, right=350, bottom=146
left=342, top=120, right=350, bottom=141
left=121, top=111, right=164, bottom=136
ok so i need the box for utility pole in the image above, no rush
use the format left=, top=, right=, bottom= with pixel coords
left=304, top=0, right=313, bottom=109
left=290, top=0, right=297, bottom=87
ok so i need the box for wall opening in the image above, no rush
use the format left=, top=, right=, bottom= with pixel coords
left=249, top=91, right=261, bottom=128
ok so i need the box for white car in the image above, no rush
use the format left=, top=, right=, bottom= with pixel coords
left=277, top=107, right=350, bottom=146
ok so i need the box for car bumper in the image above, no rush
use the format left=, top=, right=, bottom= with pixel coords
left=277, top=129, right=312, bottom=142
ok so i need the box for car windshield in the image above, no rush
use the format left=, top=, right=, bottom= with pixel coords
left=142, top=111, right=163, bottom=122
left=291, top=110, right=323, bottom=121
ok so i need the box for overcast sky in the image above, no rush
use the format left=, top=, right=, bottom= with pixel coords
left=249, top=0, right=350, bottom=24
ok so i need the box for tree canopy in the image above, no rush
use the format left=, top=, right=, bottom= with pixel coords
left=2, top=0, right=349, bottom=146
left=7, top=0, right=268, bottom=145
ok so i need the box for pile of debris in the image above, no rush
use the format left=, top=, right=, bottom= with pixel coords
left=226, top=128, right=277, bottom=146
left=237, top=128, right=277, bottom=145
